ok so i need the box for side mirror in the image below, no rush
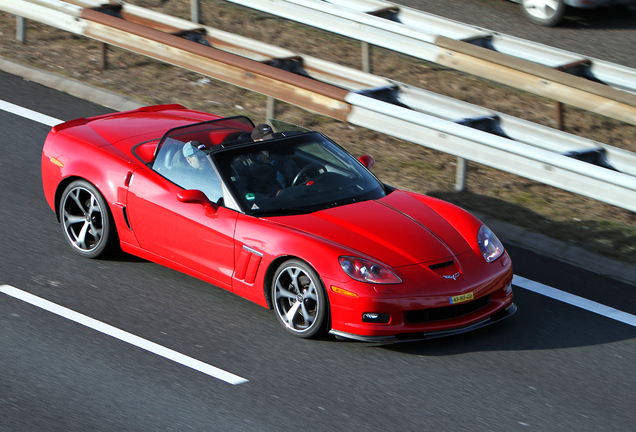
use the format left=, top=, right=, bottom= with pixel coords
left=359, top=154, right=375, bottom=169
left=177, top=189, right=217, bottom=215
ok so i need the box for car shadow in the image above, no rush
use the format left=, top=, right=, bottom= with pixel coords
left=99, top=249, right=148, bottom=263
left=377, top=315, right=636, bottom=355
left=369, top=286, right=636, bottom=354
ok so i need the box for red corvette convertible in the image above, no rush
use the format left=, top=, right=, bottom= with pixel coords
left=42, top=104, right=515, bottom=342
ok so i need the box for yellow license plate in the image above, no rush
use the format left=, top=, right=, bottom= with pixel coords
left=450, top=292, right=474, bottom=305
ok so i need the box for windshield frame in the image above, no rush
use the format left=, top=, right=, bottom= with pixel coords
left=151, top=115, right=255, bottom=162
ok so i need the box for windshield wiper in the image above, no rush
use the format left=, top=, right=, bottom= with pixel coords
left=252, top=206, right=318, bottom=216
left=319, top=197, right=361, bottom=210
left=253, top=197, right=364, bottom=216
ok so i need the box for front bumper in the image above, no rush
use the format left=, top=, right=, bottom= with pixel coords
left=325, top=250, right=515, bottom=341
left=330, top=303, right=517, bottom=343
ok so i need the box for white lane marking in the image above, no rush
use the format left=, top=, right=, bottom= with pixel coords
left=513, top=275, right=636, bottom=328
left=0, top=99, right=62, bottom=126
left=0, top=285, right=248, bottom=385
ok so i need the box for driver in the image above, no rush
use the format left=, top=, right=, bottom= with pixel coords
left=231, top=124, right=300, bottom=202
left=232, top=149, right=284, bottom=200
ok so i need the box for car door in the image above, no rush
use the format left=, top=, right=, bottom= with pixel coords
left=125, top=162, right=238, bottom=290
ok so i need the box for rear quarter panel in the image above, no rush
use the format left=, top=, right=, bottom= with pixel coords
left=42, top=125, right=141, bottom=247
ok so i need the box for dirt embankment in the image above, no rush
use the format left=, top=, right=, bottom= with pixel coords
left=1, top=0, right=634, bottom=263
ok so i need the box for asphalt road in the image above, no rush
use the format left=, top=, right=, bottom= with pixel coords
left=395, top=0, right=636, bottom=68
left=2, top=70, right=636, bottom=431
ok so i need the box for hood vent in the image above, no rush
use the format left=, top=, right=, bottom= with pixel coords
left=429, top=260, right=462, bottom=281
left=429, top=260, right=454, bottom=270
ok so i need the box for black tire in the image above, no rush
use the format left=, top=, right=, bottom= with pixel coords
left=521, top=0, right=566, bottom=27
left=272, top=259, right=329, bottom=338
left=59, top=180, right=117, bottom=258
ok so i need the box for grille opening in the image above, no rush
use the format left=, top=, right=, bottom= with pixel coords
left=429, top=260, right=454, bottom=270
left=405, top=295, right=491, bottom=324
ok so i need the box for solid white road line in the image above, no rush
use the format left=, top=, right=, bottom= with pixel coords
left=0, top=99, right=62, bottom=126
left=0, top=285, right=248, bottom=385
left=513, top=275, right=636, bottom=328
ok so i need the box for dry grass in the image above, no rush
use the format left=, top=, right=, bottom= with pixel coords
left=1, top=0, right=635, bottom=263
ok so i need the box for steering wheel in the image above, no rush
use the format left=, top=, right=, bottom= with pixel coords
left=292, top=163, right=327, bottom=187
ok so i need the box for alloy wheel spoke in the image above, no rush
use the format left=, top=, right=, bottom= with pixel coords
left=89, top=223, right=103, bottom=242
left=284, top=301, right=302, bottom=327
left=275, top=280, right=297, bottom=300
left=287, top=268, right=301, bottom=288
left=64, top=212, right=85, bottom=227
left=75, top=221, right=90, bottom=249
left=300, top=302, right=315, bottom=327
left=303, top=283, right=317, bottom=301
left=88, top=195, right=100, bottom=215
left=70, top=189, right=87, bottom=212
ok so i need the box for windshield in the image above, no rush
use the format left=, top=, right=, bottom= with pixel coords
left=213, top=132, right=386, bottom=215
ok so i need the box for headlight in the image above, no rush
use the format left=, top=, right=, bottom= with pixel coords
left=478, top=225, right=504, bottom=263
left=339, top=257, right=401, bottom=284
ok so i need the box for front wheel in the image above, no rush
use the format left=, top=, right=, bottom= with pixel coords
left=59, top=180, right=117, bottom=258
left=272, top=260, right=329, bottom=338
left=521, top=0, right=566, bottom=27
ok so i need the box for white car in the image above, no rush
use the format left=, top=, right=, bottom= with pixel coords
left=513, top=0, right=636, bottom=26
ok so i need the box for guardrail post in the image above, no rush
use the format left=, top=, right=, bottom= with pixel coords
left=16, top=16, right=26, bottom=43
left=99, top=43, right=108, bottom=70
left=455, top=157, right=467, bottom=191
left=555, top=102, right=564, bottom=130
left=191, top=0, right=200, bottom=24
left=267, top=96, right=277, bottom=119
left=361, top=42, right=371, bottom=73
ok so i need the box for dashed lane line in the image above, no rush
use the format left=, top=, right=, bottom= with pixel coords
left=513, top=275, right=636, bottom=327
left=0, top=285, right=249, bottom=385
left=0, top=99, right=61, bottom=126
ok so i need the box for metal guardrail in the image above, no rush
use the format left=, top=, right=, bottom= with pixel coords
left=2, top=0, right=636, bottom=213
left=224, top=0, right=636, bottom=127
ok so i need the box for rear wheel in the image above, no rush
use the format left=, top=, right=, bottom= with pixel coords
left=59, top=180, right=117, bottom=258
left=521, top=0, right=566, bottom=27
left=272, top=260, right=328, bottom=338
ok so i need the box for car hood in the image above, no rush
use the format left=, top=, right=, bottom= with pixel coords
left=268, top=191, right=473, bottom=267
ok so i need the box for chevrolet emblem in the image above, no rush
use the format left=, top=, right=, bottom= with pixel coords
left=443, top=272, right=460, bottom=281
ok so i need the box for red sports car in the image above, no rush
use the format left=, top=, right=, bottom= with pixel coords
left=42, top=104, right=515, bottom=342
